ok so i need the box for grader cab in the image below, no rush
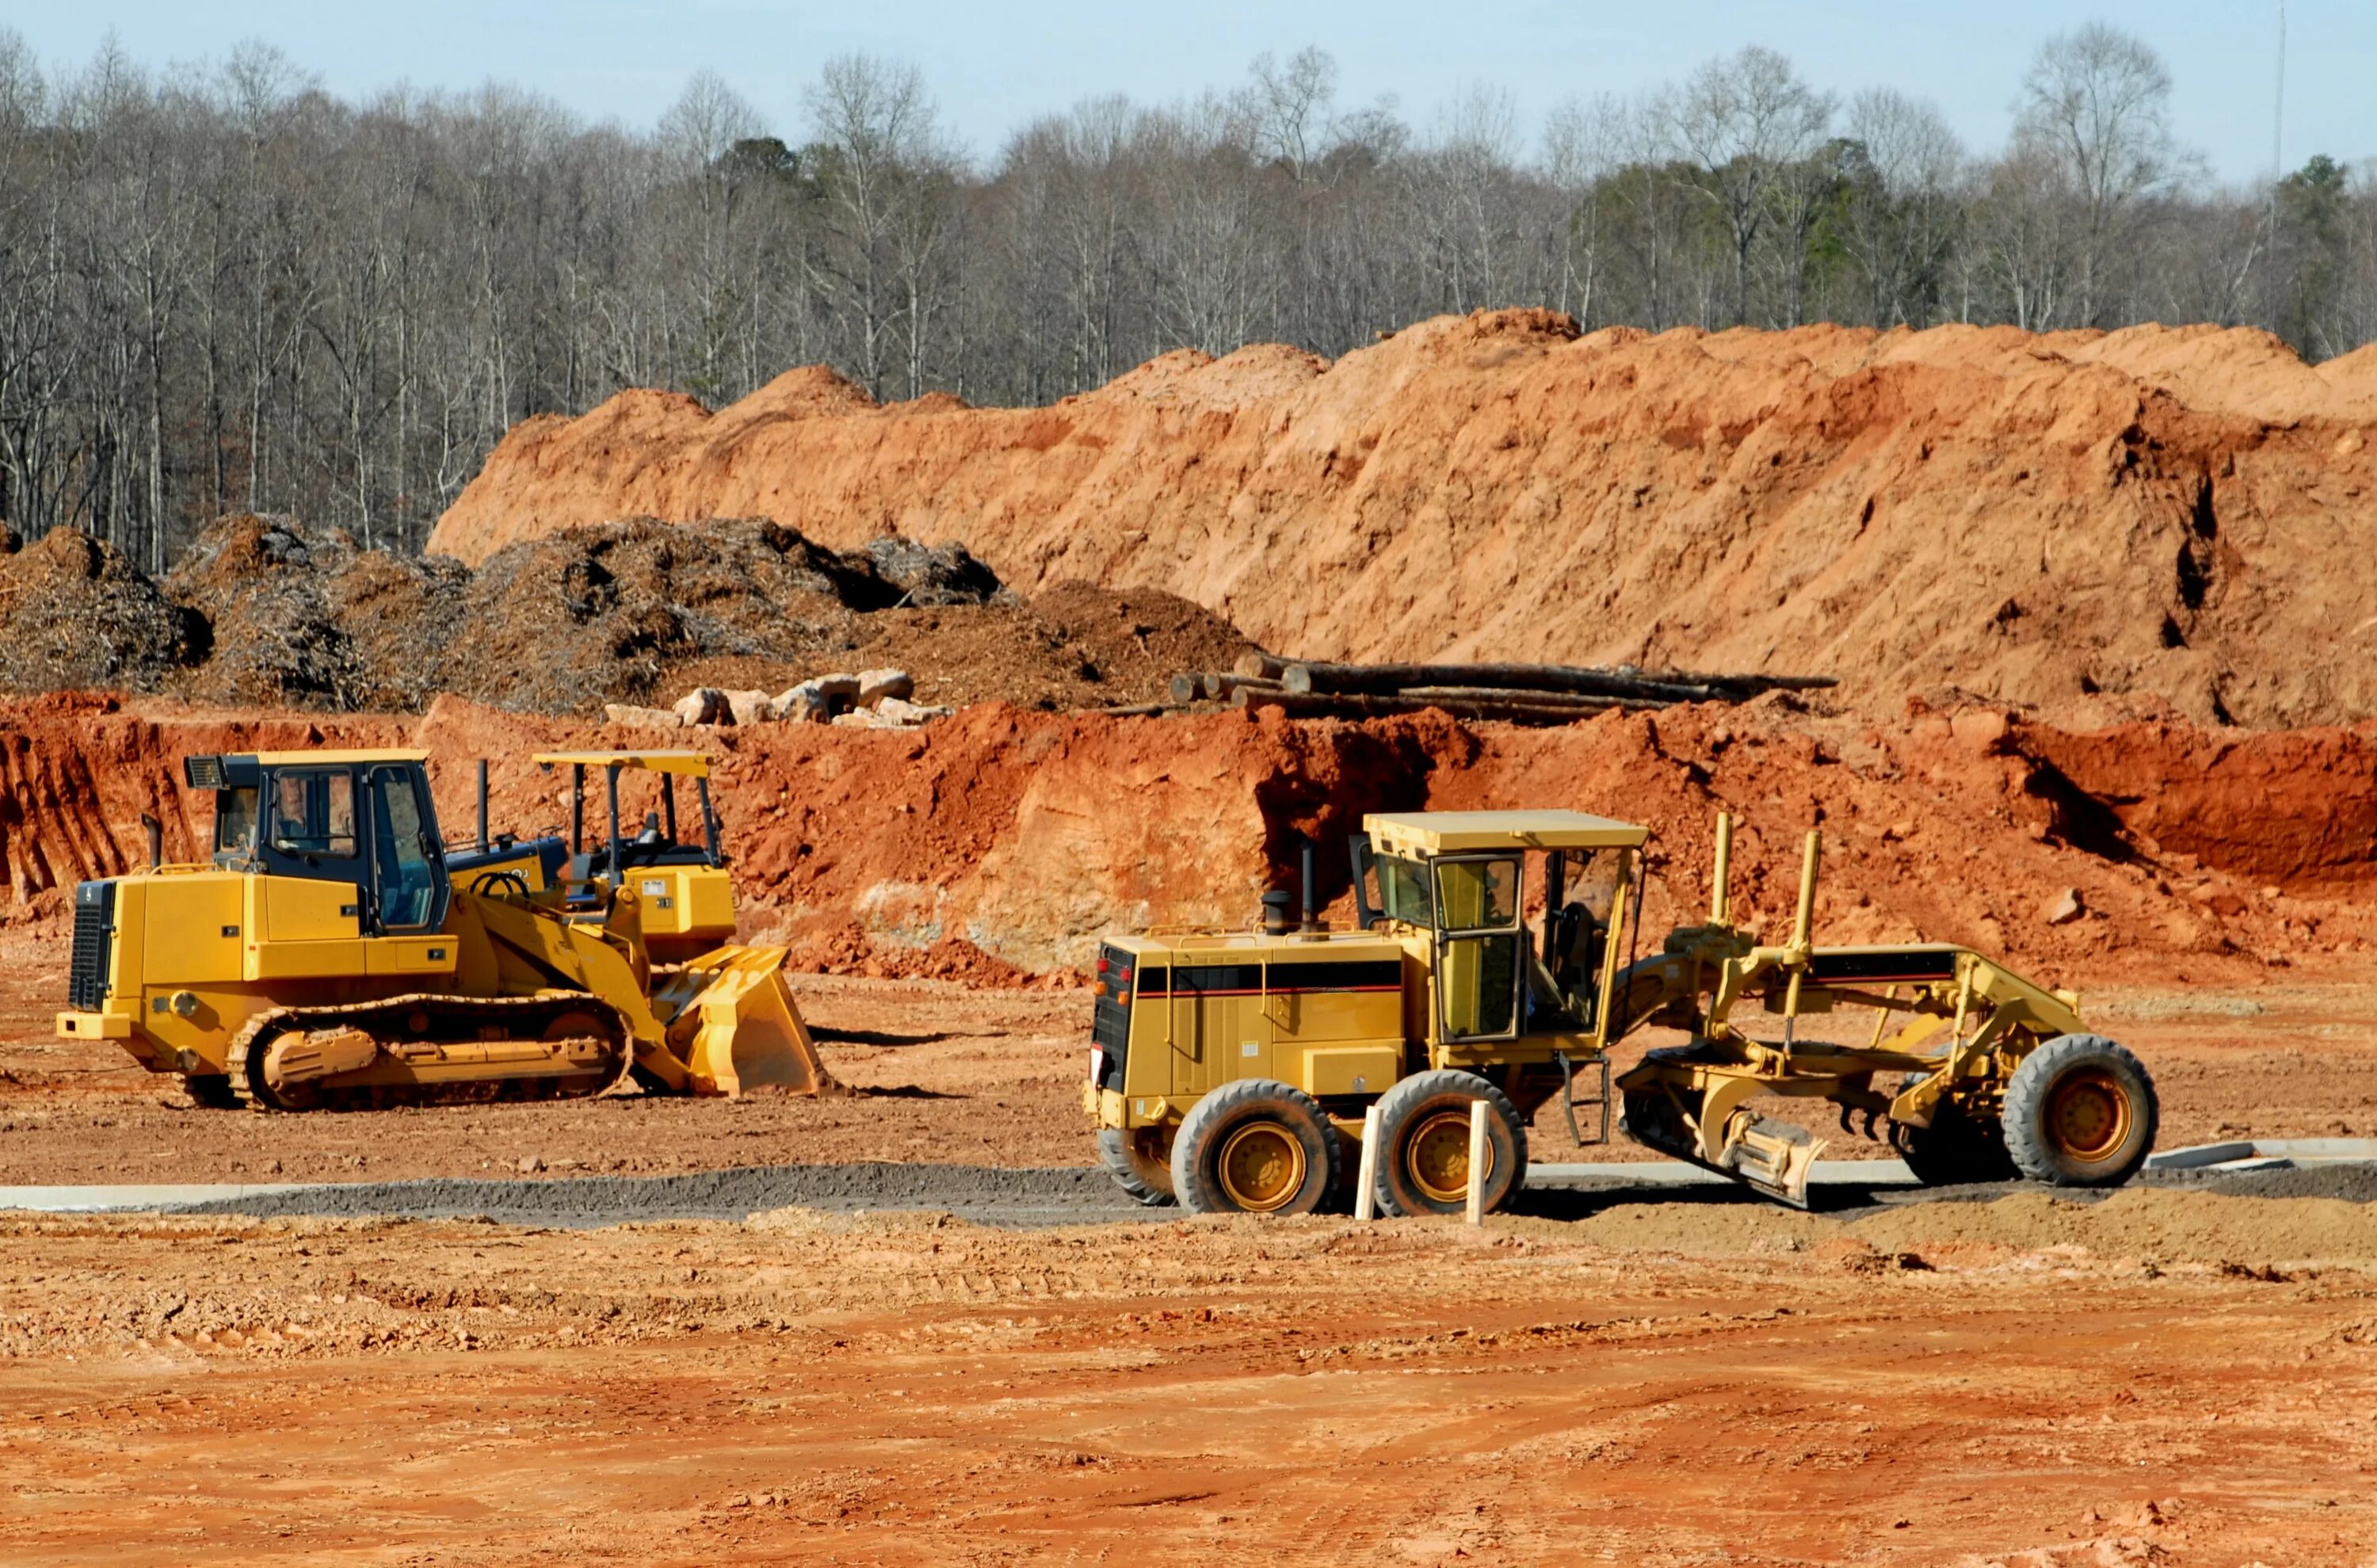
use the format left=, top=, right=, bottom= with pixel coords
left=58, top=748, right=832, bottom=1110
left=1084, top=808, right=2157, bottom=1214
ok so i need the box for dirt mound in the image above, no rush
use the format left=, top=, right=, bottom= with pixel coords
left=0, top=530, right=202, bottom=693
left=90, top=513, right=1233, bottom=717
left=433, top=311, right=2377, bottom=728
left=16, top=693, right=2377, bottom=979
left=851, top=582, right=1253, bottom=711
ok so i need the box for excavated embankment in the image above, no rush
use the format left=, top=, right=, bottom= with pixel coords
left=13, top=694, right=2375, bottom=979
left=431, top=313, right=2377, bottom=730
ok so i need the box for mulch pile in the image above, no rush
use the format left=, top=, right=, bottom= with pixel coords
left=0, top=515, right=1249, bottom=716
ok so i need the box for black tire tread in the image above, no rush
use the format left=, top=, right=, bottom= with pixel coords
left=1891, top=1072, right=2018, bottom=1187
left=1097, top=1127, right=1176, bottom=1207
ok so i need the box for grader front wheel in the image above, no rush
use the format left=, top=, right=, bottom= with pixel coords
left=2002, top=1034, right=2159, bottom=1187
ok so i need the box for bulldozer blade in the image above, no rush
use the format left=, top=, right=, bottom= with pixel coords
left=1721, top=1113, right=1826, bottom=1209
left=652, top=946, right=837, bottom=1097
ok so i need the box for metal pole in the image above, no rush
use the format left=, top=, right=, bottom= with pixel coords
left=1299, top=833, right=1317, bottom=930
left=662, top=774, right=678, bottom=844
left=1709, top=811, right=1734, bottom=924
left=605, top=765, right=624, bottom=893
left=569, top=765, right=584, bottom=856
left=475, top=760, right=489, bottom=853
left=696, top=776, right=721, bottom=864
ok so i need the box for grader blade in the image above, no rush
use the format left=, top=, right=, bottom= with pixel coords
left=652, top=945, right=837, bottom=1097
left=1720, top=1113, right=1825, bottom=1210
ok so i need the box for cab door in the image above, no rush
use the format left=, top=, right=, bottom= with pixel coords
left=1432, top=854, right=1523, bottom=1043
left=365, top=765, right=451, bottom=934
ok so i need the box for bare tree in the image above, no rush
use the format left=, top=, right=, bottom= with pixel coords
left=1669, top=46, right=1833, bottom=326
left=2016, top=21, right=2177, bottom=325
left=1838, top=87, right=1965, bottom=326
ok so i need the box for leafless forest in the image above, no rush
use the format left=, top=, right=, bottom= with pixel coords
left=2, top=23, right=2371, bottom=566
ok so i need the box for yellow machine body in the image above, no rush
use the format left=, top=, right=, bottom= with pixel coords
left=59, top=747, right=831, bottom=1108
left=1086, top=807, right=2153, bottom=1212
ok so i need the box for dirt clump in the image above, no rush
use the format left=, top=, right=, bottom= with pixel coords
left=432, top=311, right=2377, bottom=728
left=0, top=529, right=203, bottom=693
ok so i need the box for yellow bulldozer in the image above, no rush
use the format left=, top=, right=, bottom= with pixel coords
left=59, top=748, right=833, bottom=1110
left=1085, top=808, right=2157, bottom=1215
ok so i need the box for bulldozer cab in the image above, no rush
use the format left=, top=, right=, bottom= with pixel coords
left=1355, top=811, right=1647, bottom=1052
left=190, top=750, right=452, bottom=936
left=534, top=751, right=734, bottom=963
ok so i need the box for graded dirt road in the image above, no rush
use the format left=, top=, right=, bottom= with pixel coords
left=6, top=1194, right=2377, bottom=1566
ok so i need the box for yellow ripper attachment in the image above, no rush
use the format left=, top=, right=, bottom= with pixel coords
left=651, top=945, right=837, bottom=1097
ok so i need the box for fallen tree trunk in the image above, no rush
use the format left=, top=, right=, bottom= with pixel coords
left=1280, top=661, right=1833, bottom=704
left=1200, top=672, right=1284, bottom=700
left=1234, top=688, right=1637, bottom=725
left=1232, top=651, right=1289, bottom=681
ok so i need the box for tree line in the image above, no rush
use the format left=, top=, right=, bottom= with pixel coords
left=1, top=23, right=2370, bottom=568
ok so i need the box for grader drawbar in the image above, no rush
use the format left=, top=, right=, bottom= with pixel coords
left=59, top=748, right=832, bottom=1110
left=1083, top=809, right=2157, bottom=1215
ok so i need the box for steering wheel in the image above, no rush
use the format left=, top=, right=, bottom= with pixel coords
left=470, top=870, right=533, bottom=901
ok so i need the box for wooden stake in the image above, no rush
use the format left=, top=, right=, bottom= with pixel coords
left=1465, top=1101, right=1489, bottom=1226
left=1353, top=1102, right=1383, bottom=1222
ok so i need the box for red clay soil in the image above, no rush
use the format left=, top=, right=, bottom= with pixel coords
left=10, top=1200, right=2377, bottom=1565
left=430, top=311, right=2377, bottom=728
left=10, top=693, right=2377, bottom=982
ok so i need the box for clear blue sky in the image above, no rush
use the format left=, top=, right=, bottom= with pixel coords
left=13, top=2, right=2368, bottom=181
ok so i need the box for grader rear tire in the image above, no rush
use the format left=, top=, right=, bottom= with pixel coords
left=1169, top=1079, right=1338, bottom=1216
left=2002, top=1034, right=2158, bottom=1187
left=1372, top=1070, right=1528, bottom=1218
left=1097, top=1127, right=1177, bottom=1207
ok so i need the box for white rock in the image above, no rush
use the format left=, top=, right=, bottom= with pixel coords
left=769, top=683, right=834, bottom=723
left=830, top=710, right=891, bottom=728
left=723, top=688, right=774, bottom=727
left=857, top=666, right=915, bottom=704
left=874, top=696, right=953, bottom=725
left=811, top=672, right=861, bottom=699
left=673, top=688, right=730, bottom=726
left=2043, top=887, right=2084, bottom=925
left=604, top=703, right=683, bottom=729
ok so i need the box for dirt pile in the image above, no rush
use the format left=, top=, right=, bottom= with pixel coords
left=12, top=693, right=2377, bottom=979
left=0, top=529, right=203, bottom=693
left=10, top=513, right=1234, bottom=716
left=432, top=312, right=2377, bottom=728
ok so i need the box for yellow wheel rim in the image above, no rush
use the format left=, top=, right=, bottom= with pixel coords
left=1216, top=1122, right=1307, bottom=1212
left=1406, top=1108, right=1490, bottom=1204
left=2046, top=1069, right=2131, bottom=1163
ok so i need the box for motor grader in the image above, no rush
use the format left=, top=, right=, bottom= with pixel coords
left=58, top=748, right=832, bottom=1110
left=1083, top=809, right=2157, bottom=1215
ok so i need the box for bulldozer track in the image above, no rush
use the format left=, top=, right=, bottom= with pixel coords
left=226, top=993, right=632, bottom=1113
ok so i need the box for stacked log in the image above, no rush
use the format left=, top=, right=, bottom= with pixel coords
left=1134, top=656, right=1833, bottom=726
